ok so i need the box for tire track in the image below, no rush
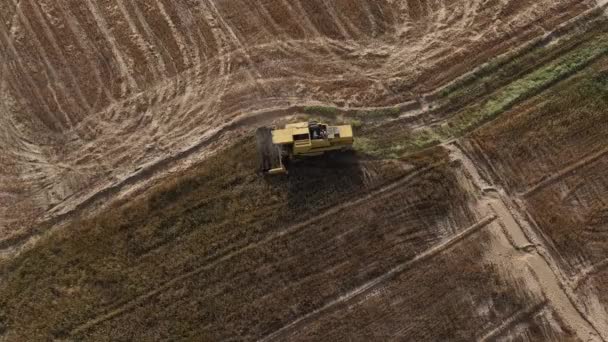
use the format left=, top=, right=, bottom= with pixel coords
left=522, top=146, right=608, bottom=198
left=83, top=0, right=138, bottom=96
left=298, top=1, right=371, bottom=81
left=278, top=0, right=355, bottom=72
left=253, top=0, right=291, bottom=39
left=168, top=1, right=229, bottom=128
left=320, top=0, right=354, bottom=41
left=477, top=302, right=548, bottom=341
left=114, top=0, right=165, bottom=81
left=68, top=166, right=431, bottom=336
left=279, top=0, right=318, bottom=39
left=25, top=0, right=92, bottom=113
left=573, top=258, right=608, bottom=290
left=169, top=1, right=215, bottom=119
left=8, top=0, right=74, bottom=129
left=451, top=143, right=608, bottom=342
left=259, top=215, right=498, bottom=342
left=357, top=0, right=379, bottom=37
left=330, top=1, right=368, bottom=39
left=174, top=1, right=208, bottom=72
left=54, top=1, right=116, bottom=109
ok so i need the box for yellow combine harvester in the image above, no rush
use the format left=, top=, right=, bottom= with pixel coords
left=256, top=121, right=354, bottom=175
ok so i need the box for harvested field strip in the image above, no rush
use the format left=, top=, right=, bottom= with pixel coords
left=272, top=229, right=544, bottom=341
left=435, top=8, right=608, bottom=102
left=466, top=56, right=608, bottom=193
left=260, top=215, right=497, bottom=342
left=303, top=9, right=608, bottom=123
left=438, top=36, right=608, bottom=136
left=357, top=27, right=608, bottom=159
left=574, top=258, right=608, bottom=290
left=432, top=24, right=603, bottom=117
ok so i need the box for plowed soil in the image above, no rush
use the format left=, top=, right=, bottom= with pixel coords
left=1, top=0, right=608, bottom=341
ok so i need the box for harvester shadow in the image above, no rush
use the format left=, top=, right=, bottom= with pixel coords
left=264, top=150, right=366, bottom=211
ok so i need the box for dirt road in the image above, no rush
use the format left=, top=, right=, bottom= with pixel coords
left=448, top=143, right=608, bottom=342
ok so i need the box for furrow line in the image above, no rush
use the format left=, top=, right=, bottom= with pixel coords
left=155, top=0, right=192, bottom=69
left=83, top=0, right=138, bottom=96
left=9, top=0, right=74, bottom=128
left=0, top=16, right=59, bottom=128
left=573, top=258, right=608, bottom=290
left=54, top=1, right=116, bottom=107
left=26, top=0, right=92, bottom=113
left=129, top=0, right=178, bottom=76
left=477, top=302, right=549, bottom=342
left=522, top=146, right=608, bottom=197
left=114, top=0, right=164, bottom=80
left=358, top=0, right=379, bottom=37
left=320, top=0, right=354, bottom=41
left=203, top=0, right=269, bottom=95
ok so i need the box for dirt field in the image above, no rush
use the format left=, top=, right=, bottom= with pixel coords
left=0, top=0, right=595, bottom=242
left=2, top=0, right=608, bottom=340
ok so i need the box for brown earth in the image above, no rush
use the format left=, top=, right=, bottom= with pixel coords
left=0, top=0, right=594, bottom=242
left=1, top=0, right=608, bottom=341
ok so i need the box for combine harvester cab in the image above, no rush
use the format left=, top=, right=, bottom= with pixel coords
left=256, top=121, right=354, bottom=175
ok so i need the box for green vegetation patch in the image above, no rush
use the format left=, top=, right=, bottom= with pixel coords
left=439, top=34, right=608, bottom=138
left=358, top=20, right=608, bottom=159
left=438, top=15, right=608, bottom=104
left=303, top=105, right=338, bottom=116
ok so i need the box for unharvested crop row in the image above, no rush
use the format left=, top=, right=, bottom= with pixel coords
left=0, top=137, right=440, bottom=339
left=69, top=161, right=476, bottom=340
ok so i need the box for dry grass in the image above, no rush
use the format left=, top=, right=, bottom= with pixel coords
left=282, top=231, right=555, bottom=341
left=467, top=55, right=608, bottom=275
left=0, top=134, right=451, bottom=340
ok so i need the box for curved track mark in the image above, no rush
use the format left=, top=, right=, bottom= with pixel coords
left=9, top=0, right=74, bottom=128
left=83, top=0, right=138, bottom=95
